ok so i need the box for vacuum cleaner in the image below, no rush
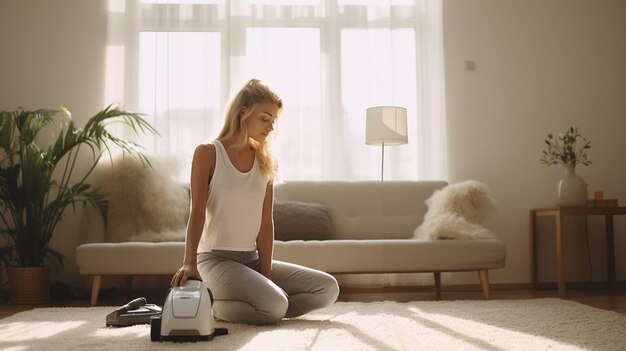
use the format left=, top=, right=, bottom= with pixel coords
left=106, top=297, right=161, bottom=327
left=150, top=278, right=228, bottom=342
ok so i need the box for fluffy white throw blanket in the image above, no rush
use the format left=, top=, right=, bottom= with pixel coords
left=414, top=180, right=496, bottom=240
left=90, top=155, right=189, bottom=242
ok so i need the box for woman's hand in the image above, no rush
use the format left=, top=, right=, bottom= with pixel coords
left=171, top=264, right=201, bottom=287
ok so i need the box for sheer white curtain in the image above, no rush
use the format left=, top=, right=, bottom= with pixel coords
left=104, top=0, right=447, bottom=181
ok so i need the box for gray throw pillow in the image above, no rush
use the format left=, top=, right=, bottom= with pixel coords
left=273, top=200, right=332, bottom=241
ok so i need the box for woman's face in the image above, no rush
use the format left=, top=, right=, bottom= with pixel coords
left=244, top=101, right=279, bottom=143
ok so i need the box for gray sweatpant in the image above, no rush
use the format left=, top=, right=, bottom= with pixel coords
left=197, top=250, right=340, bottom=325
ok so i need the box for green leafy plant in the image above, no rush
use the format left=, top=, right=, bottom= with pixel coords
left=540, top=126, right=591, bottom=166
left=0, top=105, right=156, bottom=267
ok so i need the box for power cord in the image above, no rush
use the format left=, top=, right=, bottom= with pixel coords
left=583, top=215, right=593, bottom=289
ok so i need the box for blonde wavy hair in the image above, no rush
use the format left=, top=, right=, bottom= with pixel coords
left=218, top=79, right=283, bottom=181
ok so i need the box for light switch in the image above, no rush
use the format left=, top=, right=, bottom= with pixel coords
left=464, top=60, right=476, bottom=71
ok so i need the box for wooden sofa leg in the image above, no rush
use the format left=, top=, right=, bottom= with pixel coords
left=90, top=275, right=102, bottom=306
left=433, top=272, right=441, bottom=299
left=478, top=270, right=491, bottom=300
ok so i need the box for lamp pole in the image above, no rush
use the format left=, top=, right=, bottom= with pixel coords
left=381, top=142, right=385, bottom=182
left=365, top=106, right=407, bottom=183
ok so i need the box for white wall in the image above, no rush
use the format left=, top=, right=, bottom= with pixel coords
left=0, top=0, right=107, bottom=115
left=443, top=0, right=626, bottom=285
left=1, top=0, right=626, bottom=288
left=0, top=0, right=108, bottom=285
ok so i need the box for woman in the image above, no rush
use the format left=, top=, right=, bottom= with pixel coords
left=171, top=79, right=339, bottom=325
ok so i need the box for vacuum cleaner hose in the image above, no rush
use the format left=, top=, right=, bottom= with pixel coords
left=116, top=297, right=147, bottom=313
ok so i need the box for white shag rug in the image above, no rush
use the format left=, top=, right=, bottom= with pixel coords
left=1, top=299, right=625, bottom=351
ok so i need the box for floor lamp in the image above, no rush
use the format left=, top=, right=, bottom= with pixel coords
left=365, top=106, right=408, bottom=182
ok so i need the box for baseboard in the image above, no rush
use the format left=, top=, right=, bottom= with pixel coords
left=534, top=281, right=626, bottom=289
left=339, top=283, right=525, bottom=294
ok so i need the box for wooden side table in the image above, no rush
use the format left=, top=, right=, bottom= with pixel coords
left=530, top=206, right=626, bottom=298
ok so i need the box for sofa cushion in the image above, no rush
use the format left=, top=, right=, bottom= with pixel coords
left=90, top=156, right=189, bottom=242
left=274, top=239, right=506, bottom=273
left=76, top=242, right=184, bottom=275
left=274, top=181, right=448, bottom=240
left=273, top=200, right=332, bottom=241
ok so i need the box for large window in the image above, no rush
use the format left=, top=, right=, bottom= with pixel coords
left=105, top=0, right=446, bottom=181
left=138, top=31, right=222, bottom=156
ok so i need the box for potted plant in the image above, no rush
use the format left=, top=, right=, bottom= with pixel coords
left=540, top=126, right=592, bottom=207
left=0, top=105, right=156, bottom=304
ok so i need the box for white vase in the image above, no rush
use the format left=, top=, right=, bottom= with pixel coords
left=556, top=164, right=588, bottom=207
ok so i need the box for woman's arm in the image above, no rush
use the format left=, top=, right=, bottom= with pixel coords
left=256, top=181, right=275, bottom=279
left=171, top=144, right=215, bottom=287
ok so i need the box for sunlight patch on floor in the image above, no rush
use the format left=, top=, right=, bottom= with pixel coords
left=407, top=307, right=579, bottom=350
left=93, top=324, right=148, bottom=338
left=0, top=321, right=85, bottom=342
left=0, top=346, right=28, bottom=351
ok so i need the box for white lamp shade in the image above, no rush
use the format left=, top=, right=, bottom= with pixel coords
left=365, top=106, right=408, bottom=145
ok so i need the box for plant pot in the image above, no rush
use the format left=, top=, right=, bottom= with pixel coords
left=6, top=266, right=51, bottom=304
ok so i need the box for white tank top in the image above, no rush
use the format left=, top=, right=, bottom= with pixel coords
left=197, top=140, right=269, bottom=252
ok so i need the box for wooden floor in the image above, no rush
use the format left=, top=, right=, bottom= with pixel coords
left=1, top=286, right=625, bottom=319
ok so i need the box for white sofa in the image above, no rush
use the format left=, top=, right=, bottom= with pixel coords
left=76, top=181, right=506, bottom=306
